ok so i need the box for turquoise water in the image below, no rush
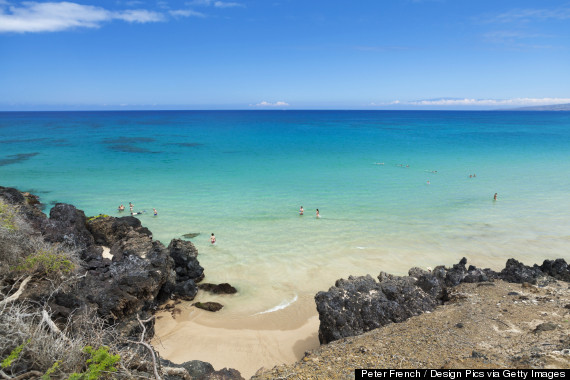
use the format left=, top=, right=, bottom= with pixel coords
left=1, top=111, right=569, bottom=316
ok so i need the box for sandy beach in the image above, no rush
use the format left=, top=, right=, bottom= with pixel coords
left=153, top=294, right=320, bottom=378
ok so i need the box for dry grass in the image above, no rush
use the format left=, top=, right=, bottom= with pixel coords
left=0, top=197, right=157, bottom=379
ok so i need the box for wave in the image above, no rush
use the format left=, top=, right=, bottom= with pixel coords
left=254, top=294, right=298, bottom=315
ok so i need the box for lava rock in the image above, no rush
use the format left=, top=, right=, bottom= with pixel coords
left=168, top=239, right=204, bottom=283
left=500, top=258, right=547, bottom=284
left=193, top=302, right=224, bottom=312
left=198, top=283, right=237, bottom=294
left=540, top=259, right=570, bottom=282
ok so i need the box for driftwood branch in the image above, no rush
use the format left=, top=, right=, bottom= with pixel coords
left=12, top=371, right=43, bottom=380
left=128, top=314, right=161, bottom=380
left=41, top=309, right=69, bottom=341
left=0, top=276, right=32, bottom=307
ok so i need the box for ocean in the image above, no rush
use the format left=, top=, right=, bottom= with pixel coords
left=1, top=110, right=569, bottom=319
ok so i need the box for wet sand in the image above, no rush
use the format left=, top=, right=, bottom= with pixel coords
left=152, top=295, right=320, bottom=378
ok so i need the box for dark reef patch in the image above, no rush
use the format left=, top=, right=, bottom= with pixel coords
left=0, top=152, right=40, bottom=166
left=167, top=142, right=204, bottom=148
left=108, top=144, right=161, bottom=154
left=0, top=138, right=50, bottom=144
left=102, top=137, right=156, bottom=144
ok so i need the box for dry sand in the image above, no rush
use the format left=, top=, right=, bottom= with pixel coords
left=152, top=294, right=320, bottom=378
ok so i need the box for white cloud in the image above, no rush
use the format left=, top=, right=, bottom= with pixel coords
left=169, top=9, right=206, bottom=18
left=214, top=1, right=244, bottom=8
left=489, top=7, right=570, bottom=23
left=0, top=1, right=165, bottom=33
left=408, top=98, right=570, bottom=107
left=253, top=101, right=290, bottom=107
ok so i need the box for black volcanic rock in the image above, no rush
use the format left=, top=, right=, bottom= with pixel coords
left=315, top=257, right=568, bottom=345
left=500, top=258, right=547, bottom=284
left=315, top=273, right=438, bottom=344
left=161, top=358, right=244, bottom=380
left=87, top=215, right=152, bottom=247
left=194, top=302, right=224, bottom=312
left=540, top=259, right=569, bottom=282
left=41, top=203, right=95, bottom=251
left=174, top=279, right=199, bottom=300
left=168, top=239, right=204, bottom=283
left=198, top=283, right=237, bottom=294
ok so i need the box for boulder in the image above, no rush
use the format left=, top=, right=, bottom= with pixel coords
left=198, top=283, right=237, bottom=295
left=87, top=215, right=152, bottom=247
left=41, top=203, right=94, bottom=252
left=194, top=302, right=224, bottom=312
left=499, top=258, right=547, bottom=284
left=168, top=239, right=204, bottom=283
left=315, top=273, right=437, bottom=344
left=161, top=359, right=244, bottom=380
left=539, top=259, right=570, bottom=282
left=174, top=279, right=198, bottom=300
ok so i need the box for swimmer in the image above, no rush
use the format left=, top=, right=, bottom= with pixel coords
left=316, top=209, right=320, bottom=219
left=153, top=208, right=157, bottom=216
left=493, top=193, right=498, bottom=201
left=374, top=162, right=384, bottom=165
left=118, top=204, right=125, bottom=211
left=210, top=233, right=216, bottom=244
left=427, top=180, right=430, bottom=185
left=299, top=206, right=304, bottom=215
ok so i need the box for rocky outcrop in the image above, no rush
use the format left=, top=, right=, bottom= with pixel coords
left=540, top=259, right=570, bottom=282
left=500, top=258, right=548, bottom=285
left=0, top=187, right=200, bottom=331
left=161, top=359, right=244, bottom=380
left=0, top=186, right=244, bottom=379
left=168, top=239, right=204, bottom=283
left=315, top=257, right=568, bottom=344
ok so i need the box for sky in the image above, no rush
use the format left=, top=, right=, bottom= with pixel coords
left=1, top=0, right=569, bottom=110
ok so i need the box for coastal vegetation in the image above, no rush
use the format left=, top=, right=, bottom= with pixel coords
left=0, top=199, right=130, bottom=379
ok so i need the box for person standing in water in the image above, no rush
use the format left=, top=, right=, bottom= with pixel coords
left=494, top=193, right=498, bottom=201
left=316, top=209, right=320, bottom=218
left=153, top=208, right=158, bottom=216
left=299, top=206, right=304, bottom=215
left=210, top=233, right=216, bottom=244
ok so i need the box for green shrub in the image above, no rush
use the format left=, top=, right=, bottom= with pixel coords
left=1, top=339, right=29, bottom=369
left=0, top=201, right=17, bottom=231
left=14, top=248, right=74, bottom=276
left=87, top=214, right=109, bottom=222
left=68, top=346, right=120, bottom=380
left=43, top=360, right=62, bottom=379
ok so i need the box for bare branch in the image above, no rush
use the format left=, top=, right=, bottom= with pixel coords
left=128, top=314, right=161, bottom=380
left=0, top=276, right=32, bottom=307
left=41, top=309, right=69, bottom=341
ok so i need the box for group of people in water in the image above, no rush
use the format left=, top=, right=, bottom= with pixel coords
left=117, top=189, right=498, bottom=248
left=298, top=206, right=320, bottom=218
left=118, top=202, right=158, bottom=216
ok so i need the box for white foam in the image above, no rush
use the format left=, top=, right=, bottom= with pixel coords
left=254, top=294, right=298, bottom=315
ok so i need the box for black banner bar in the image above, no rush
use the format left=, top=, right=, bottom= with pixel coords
left=355, top=369, right=569, bottom=380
